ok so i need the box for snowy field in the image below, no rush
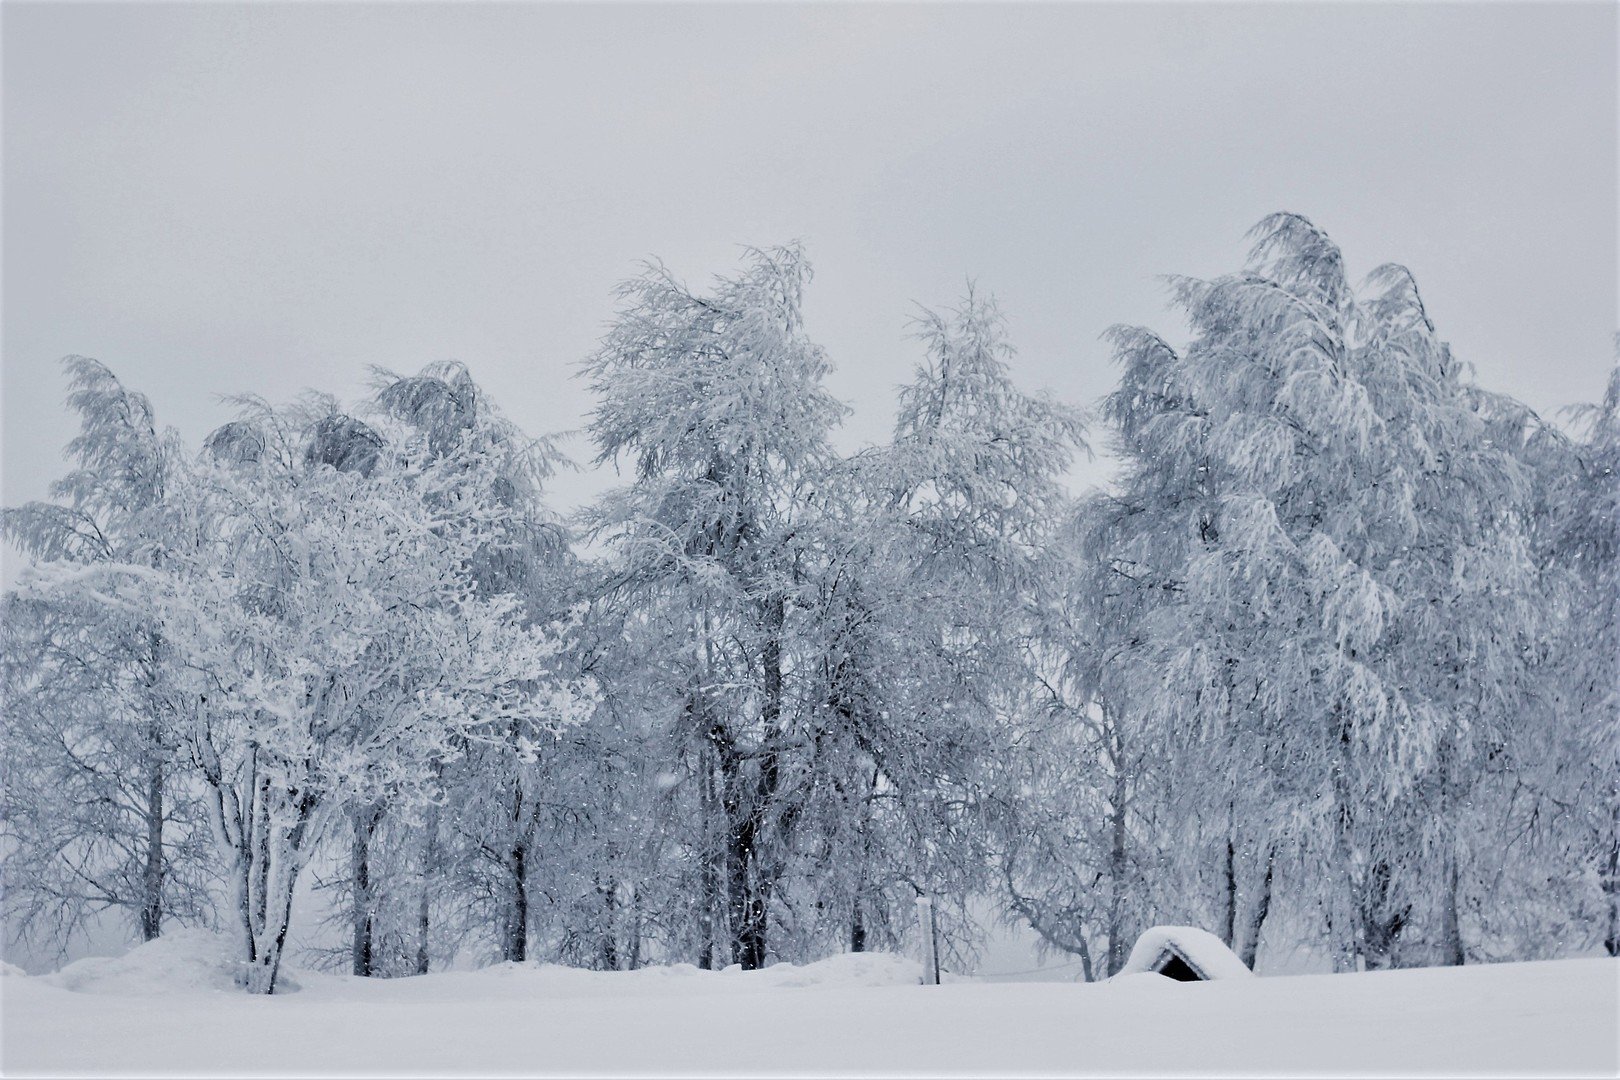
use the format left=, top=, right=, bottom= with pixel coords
left=2, top=931, right=1615, bottom=1076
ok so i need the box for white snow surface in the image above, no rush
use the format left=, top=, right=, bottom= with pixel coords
left=40, top=927, right=244, bottom=996
left=3, top=931, right=1616, bottom=1076
left=1118, top=924, right=1255, bottom=981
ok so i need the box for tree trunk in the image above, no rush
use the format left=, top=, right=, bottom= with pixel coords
left=626, top=882, right=643, bottom=970
left=698, top=725, right=722, bottom=970
left=598, top=877, right=619, bottom=971
left=503, top=841, right=528, bottom=963
left=198, top=741, right=259, bottom=984
left=1358, top=859, right=1408, bottom=971
left=204, top=774, right=255, bottom=969
left=736, top=590, right=786, bottom=971
left=245, top=864, right=297, bottom=994
left=138, top=637, right=166, bottom=942
left=242, top=789, right=319, bottom=995
left=250, top=776, right=271, bottom=940
left=499, top=755, right=530, bottom=965
left=1105, top=758, right=1129, bottom=976
left=716, top=698, right=770, bottom=971
left=1329, top=708, right=1361, bottom=972
left=350, top=805, right=382, bottom=977
left=244, top=869, right=296, bottom=994
left=223, top=839, right=255, bottom=972
left=850, top=768, right=878, bottom=955
left=1075, top=935, right=1095, bottom=984
left=1240, top=843, right=1274, bottom=970
left=1604, top=788, right=1620, bottom=957
left=1439, top=846, right=1465, bottom=966
left=727, top=805, right=768, bottom=970
left=415, top=804, right=437, bottom=975
left=1221, top=833, right=1237, bottom=949
left=139, top=750, right=165, bottom=941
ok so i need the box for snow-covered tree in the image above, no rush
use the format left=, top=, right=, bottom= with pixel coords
left=1000, top=511, right=1173, bottom=979
left=1504, top=359, right=1620, bottom=958
left=1564, top=362, right=1620, bottom=956
left=583, top=244, right=845, bottom=969
left=359, top=361, right=584, bottom=970
left=57, top=392, right=596, bottom=993
left=2, top=358, right=212, bottom=952
left=819, top=291, right=1087, bottom=964
left=5, top=229, right=1603, bottom=984
left=1090, top=214, right=1550, bottom=971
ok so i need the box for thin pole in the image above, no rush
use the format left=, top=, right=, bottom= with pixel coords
left=915, top=895, right=940, bottom=985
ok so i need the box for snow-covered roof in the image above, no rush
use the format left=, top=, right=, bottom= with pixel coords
left=1119, top=925, right=1254, bottom=981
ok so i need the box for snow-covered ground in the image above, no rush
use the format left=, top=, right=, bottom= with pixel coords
left=2, top=931, right=1615, bottom=1076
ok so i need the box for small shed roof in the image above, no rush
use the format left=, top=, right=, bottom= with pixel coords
left=1119, top=925, right=1254, bottom=981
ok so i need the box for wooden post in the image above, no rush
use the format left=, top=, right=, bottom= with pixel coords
left=915, top=895, right=940, bottom=985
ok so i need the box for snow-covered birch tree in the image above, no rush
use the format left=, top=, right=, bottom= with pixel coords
left=136, top=394, right=591, bottom=993
left=1091, top=214, right=1550, bottom=970
left=583, top=244, right=845, bottom=969
left=820, top=290, right=1087, bottom=964
left=361, top=362, right=584, bottom=970
left=2, top=358, right=213, bottom=952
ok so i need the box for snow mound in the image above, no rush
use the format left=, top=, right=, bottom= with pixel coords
left=1119, top=925, right=1253, bottom=981
left=752, top=950, right=921, bottom=989
left=0, top=960, right=27, bottom=977
left=300, top=950, right=926, bottom=1005
left=1104, top=970, right=1177, bottom=989
left=44, top=928, right=240, bottom=996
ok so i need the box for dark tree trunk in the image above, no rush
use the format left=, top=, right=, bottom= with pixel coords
left=137, top=636, right=166, bottom=942
left=415, top=887, right=431, bottom=975
left=699, top=857, right=719, bottom=968
left=251, top=776, right=271, bottom=936
left=1075, top=934, right=1095, bottom=984
left=626, top=883, right=643, bottom=970
left=716, top=713, right=772, bottom=970
left=598, top=877, right=619, bottom=971
left=1329, top=707, right=1361, bottom=972
left=736, top=591, right=786, bottom=971
left=139, top=749, right=165, bottom=941
left=498, top=745, right=530, bottom=966
left=415, top=804, right=437, bottom=975
left=1439, top=846, right=1466, bottom=966
left=727, top=808, right=768, bottom=970
left=1604, top=791, right=1620, bottom=957
left=263, top=872, right=298, bottom=994
left=1221, top=833, right=1237, bottom=949
left=850, top=900, right=866, bottom=953
left=1105, top=753, right=1129, bottom=976
left=351, top=805, right=383, bottom=977
left=503, top=841, right=528, bottom=963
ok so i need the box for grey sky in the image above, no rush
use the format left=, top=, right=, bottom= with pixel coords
left=4, top=1, right=1615, bottom=545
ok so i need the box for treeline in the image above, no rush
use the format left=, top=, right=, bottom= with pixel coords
left=3, top=214, right=1614, bottom=993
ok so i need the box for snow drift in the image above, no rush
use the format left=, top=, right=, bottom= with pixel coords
left=2, top=933, right=1614, bottom=1076
left=40, top=928, right=240, bottom=997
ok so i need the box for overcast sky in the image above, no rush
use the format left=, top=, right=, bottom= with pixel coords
left=4, top=2, right=1615, bottom=546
